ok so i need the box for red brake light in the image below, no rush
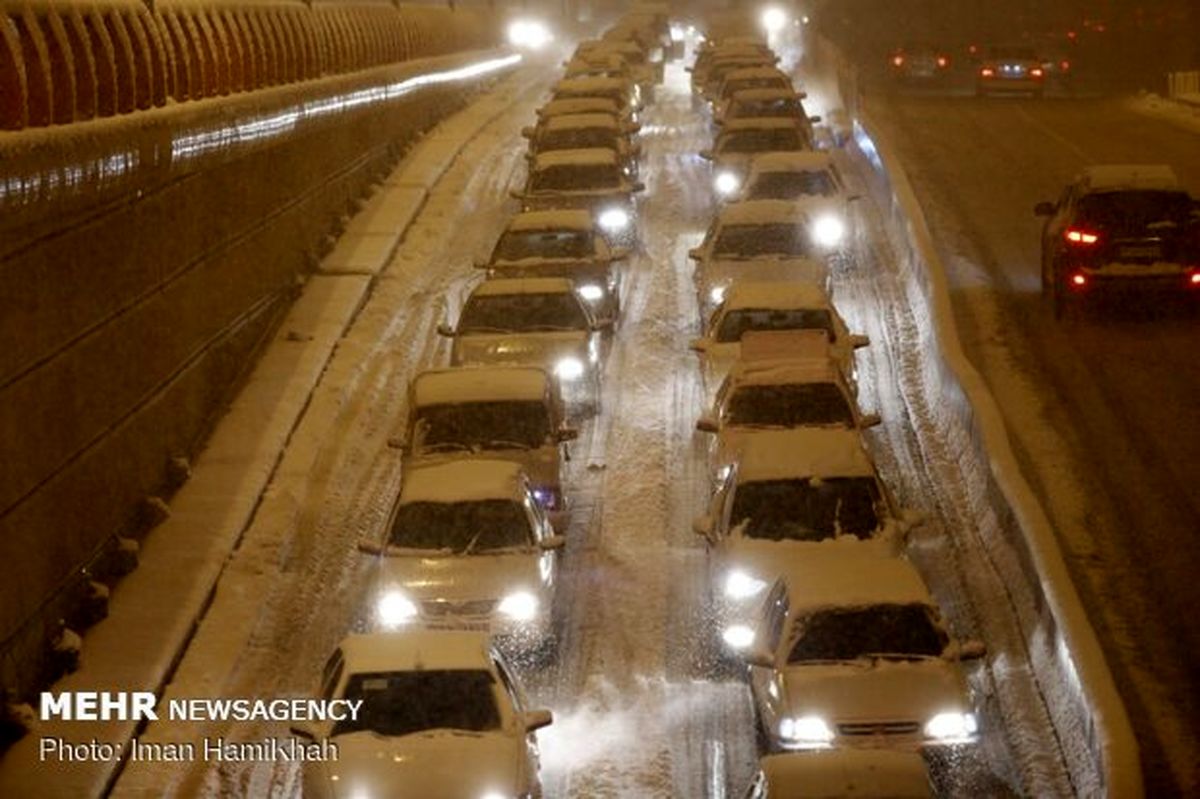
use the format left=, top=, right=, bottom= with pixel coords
left=892, top=55, right=904, bottom=67
left=1060, top=60, right=1070, bottom=71
left=1031, top=67, right=1044, bottom=78
left=1065, top=229, right=1099, bottom=245
left=1190, top=273, right=1200, bottom=286
left=1069, top=272, right=1088, bottom=288
left=980, top=67, right=995, bottom=77
left=937, top=56, right=949, bottom=68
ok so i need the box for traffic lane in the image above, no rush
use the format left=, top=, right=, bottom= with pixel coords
left=868, top=93, right=1200, bottom=794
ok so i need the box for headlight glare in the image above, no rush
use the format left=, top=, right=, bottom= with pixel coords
left=724, top=569, right=767, bottom=599
left=779, top=715, right=834, bottom=746
left=578, top=283, right=605, bottom=302
left=722, top=624, right=755, bottom=649
left=812, top=214, right=846, bottom=248
left=377, top=591, right=418, bottom=628
left=924, top=711, right=978, bottom=741
left=714, top=171, right=740, bottom=196
left=555, top=357, right=585, bottom=381
left=498, top=591, right=539, bottom=621
left=598, top=207, right=630, bottom=231
left=708, top=286, right=726, bottom=304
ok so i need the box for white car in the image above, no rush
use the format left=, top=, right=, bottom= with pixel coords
left=294, top=630, right=553, bottom=799
left=733, top=152, right=859, bottom=249
left=743, top=750, right=933, bottom=798
left=694, top=429, right=910, bottom=628
left=737, top=552, right=984, bottom=753
left=689, top=200, right=831, bottom=321
left=402, top=366, right=577, bottom=529
left=440, top=277, right=608, bottom=409
left=701, top=119, right=812, bottom=199
left=362, top=460, right=565, bottom=648
left=482, top=209, right=627, bottom=322
left=551, top=75, right=642, bottom=113
left=690, top=281, right=868, bottom=395
left=522, top=113, right=641, bottom=177
left=711, top=66, right=794, bottom=110
left=535, top=97, right=640, bottom=131
left=514, top=149, right=644, bottom=246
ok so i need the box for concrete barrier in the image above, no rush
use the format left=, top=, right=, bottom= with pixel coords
left=0, top=47, right=519, bottom=717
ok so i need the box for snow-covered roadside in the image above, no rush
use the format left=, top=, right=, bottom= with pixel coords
left=1127, top=91, right=1200, bottom=135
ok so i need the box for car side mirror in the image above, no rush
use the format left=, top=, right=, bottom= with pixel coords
left=687, top=247, right=703, bottom=260
left=357, top=539, right=385, bottom=556
left=540, top=535, right=567, bottom=551
left=797, top=90, right=808, bottom=98
left=526, top=709, right=554, bottom=731
left=437, top=322, right=456, bottom=337
left=628, top=123, right=643, bottom=134
left=556, top=426, right=579, bottom=443
left=692, top=514, right=714, bottom=539
left=809, top=114, right=822, bottom=123
left=1034, top=201, right=1055, bottom=216
left=696, top=414, right=719, bottom=433
left=743, top=647, right=774, bottom=668
left=899, top=507, right=928, bottom=536
left=289, top=723, right=317, bottom=741
left=956, top=640, right=987, bottom=661
left=861, top=412, right=882, bottom=428
left=698, top=150, right=713, bottom=161
left=849, top=333, right=870, bottom=348
left=632, top=181, right=646, bottom=193
left=689, top=337, right=710, bottom=353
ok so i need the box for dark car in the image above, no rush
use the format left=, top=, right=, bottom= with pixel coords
left=1035, top=165, right=1200, bottom=318
left=976, top=45, right=1045, bottom=97
left=887, top=42, right=952, bottom=84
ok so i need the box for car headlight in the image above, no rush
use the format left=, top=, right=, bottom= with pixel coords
left=713, top=171, right=740, bottom=196
left=578, top=283, right=605, bottom=302
left=479, top=792, right=511, bottom=799
left=377, top=591, right=418, bottom=628
left=812, top=214, right=846, bottom=248
left=722, top=624, right=755, bottom=649
left=724, top=569, right=767, bottom=599
left=924, top=711, right=978, bottom=741
left=779, top=715, right=834, bottom=747
left=555, top=357, right=585, bottom=381
left=708, top=286, right=726, bottom=305
left=497, top=591, right=539, bottom=621
left=506, top=19, right=551, bottom=50
left=598, top=207, right=630, bottom=231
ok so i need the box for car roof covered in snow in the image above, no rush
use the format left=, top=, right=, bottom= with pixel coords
left=734, top=428, right=874, bottom=482
left=1079, top=164, right=1181, bottom=192
left=749, top=151, right=835, bottom=173
left=718, top=199, right=813, bottom=226
left=471, top=277, right=576, bottom=296
left=722, top=66, right=790, bottom=82
left=507, top=209, right=595, bottom=232
left=727, top=346, right=841, bottom=387
left=544, top=113, right=623, bottom=131
left=720, top=117, right=804, bottom=132
left=721, top=280, right=832, bottom=310
left=728, top=87, right=801, bottom=102
left=400, top=460, right=525, bottom=504
left=533, top=148, right=620, bottom=169
left=554, top=76, right=631, bottom=92
left=775, top=551, right=934, bottom=614
left=338, top=630, right=494, bottom=674
left=539, top=98, right=623, bottom=116
left=411, top=366, right=549, bottom=407
left=758, top=750, right=933, bottom=798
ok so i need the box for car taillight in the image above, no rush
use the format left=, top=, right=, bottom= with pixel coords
left=1069, top=272, right=1088, bottom=288
left=1065, top=229, right=1099, bottom=245
left=892, top=55, right=904, bottom=67
left=1060, top=60, right=1071, bottom=71
left=1189, top=272, right=1200, bottom=287
left=980, top=67, right=995, bottom=77
left=937, top=56, right=949, bottom=68
left=1031, top=67, right=1044, bottom=78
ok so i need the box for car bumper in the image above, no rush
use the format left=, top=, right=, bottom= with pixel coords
left=977, top=78, right=1042, bottom=92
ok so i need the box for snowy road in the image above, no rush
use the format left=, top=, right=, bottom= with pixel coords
left=865, top=91, right=1200, bottom=796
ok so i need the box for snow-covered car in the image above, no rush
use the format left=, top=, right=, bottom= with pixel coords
left=1034, top=164, right=1200, bottom=319
left=294, top=630, right=553, bottom=799
left=975, top=45, right=1045, bottom=97
left=514, top=149, right=645, bottom=247
left=711, top=67, right=794, bottom=110
left=522, top=113, right=641, bottom=178
left=697, top=53, right=779, bottom=103
left=535, top=97, right=640, bottom=132
left=362, top=460, right=566, bottom=648
left=577, top=40, right=657, bottom=93
left=701, top=119, right=812, bottom=200
left=693, top=429, right=910, bottom=627
left=737, top=553, right=984, bottom=753
left=551, top=76, right=642, bottom=113
left=690, top=281, right=868, bottom=394
left=689, top=200, right=832, bottom=321
left=696, top=344, right=880, bottom=472
left=563, top=52, right=635, bottom=83
left=482, top=209, right=627, bottom=322
left=714, top=88, right=815, bottom=132
left=743, top=749, right=933, bottom=798
left=402, top=366, right=577, bottom=529
left=733, top=153, right=858, bottom=251
left=440, top=277, right=609, bottom=409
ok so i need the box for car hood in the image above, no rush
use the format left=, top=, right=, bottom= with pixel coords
left=326, top=729, right=524, bottom=799
left=408, top=447, right=562, bottom=488
left=781, top=659, right=969, bottom=724
left=700, top=257, right=829, bottom=290
left=378, top=552, right=544, bottom=603
left=454, top=331, right=588, bottom=368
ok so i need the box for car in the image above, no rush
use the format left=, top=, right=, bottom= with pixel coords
left=514, top=149, right=645, bottom=246
left=361, top=460, right=566, bottom=648
left=294, top=630, right=553, bottom=799
left=697, top=53, right=779, bottom=103
left=535, top=97, right=640, bottom=132
left=440, top=277, right=609, bottom=410
left=563, top=52, right=635, bottom=83
left=577, top=40, right=658, bottom=94
left=975, top=45, right=1045, bottom=96
left=688, top=200, right=832, bottom=321
left=887, top=42, right=953, bottom=85
left=714, top=88, right=816, bottom=132
left=551, top=76, right=642, bottom=113
left=695, top=339, right=881, bottom=473
left=1034, top=164, right=1200, bottom=318
left=522, top=113, right=641, bottom=178
left=711, top=66, right=794, bottom=111
left=690, top=281, right=868, bottom=394
left=401, top=366, right=577, bottom=529
left=481, top=209, right=627, bottom=322
left=743, top=750, right=934, bottom=798
left=735, top=552, right=984, bottom=753
left=701, top=119, right=812, bottom=200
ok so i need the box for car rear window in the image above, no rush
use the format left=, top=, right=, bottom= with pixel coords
left=1076, top=190, right=1193, bottom=234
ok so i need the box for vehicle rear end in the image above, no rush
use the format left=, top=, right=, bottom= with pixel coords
left=976, top=47, right=1045, bottom=95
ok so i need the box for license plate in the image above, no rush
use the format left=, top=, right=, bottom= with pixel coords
left=1119, top=246, right=1160, bottom=259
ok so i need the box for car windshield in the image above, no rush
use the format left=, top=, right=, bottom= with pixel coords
left=493, top=230, right=595, bottom=261
left=731, top=98, right=800, bottom=119
left=414, top=401, right=551, bottom=451
left=787, top=605, right=949, bottom=663
left=531, top=164, right=622, bottom=192
left=719, top=128, right=805, bottom=154
left=1076, top=191, right=1193, bottom=235
left=459, top=292, right=589, bottom=333
left=748, top=170, right=838, bottom=200
left=388, top=499, right=533, bottom=552
left=731, top=477, right=881, bottom=540
left=540, top=129, right=621, bottom=151
left=713, top=223, right=813, bottom=258
left=724, top=383, right=855, bottom=428
left=715, top=308, right=834, bottom=343
left=332, top=670, right=501, bottom=737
